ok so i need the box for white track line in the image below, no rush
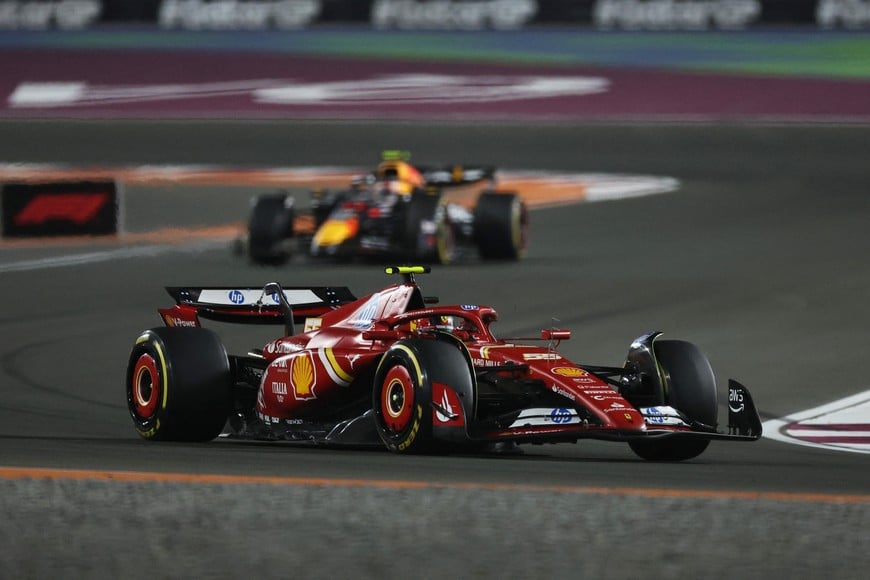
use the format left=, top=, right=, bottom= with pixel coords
left=0, top=240, right=227, bottom=273
left=762, top=390, right=870, bottom=455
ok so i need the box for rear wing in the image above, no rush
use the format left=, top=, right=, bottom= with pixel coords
left=160, top=285, right=356, bottom=327
left=350, top=166, right=496, bottom=190
left=419, top=166, right=496, bottom=187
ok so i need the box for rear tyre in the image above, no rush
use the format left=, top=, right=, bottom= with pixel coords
left=473, top=192, right=528, bottom=261
left=126, top=327, right=232, bottom=442
left=373, top=338, right=473, bottom=453
left=248, top=193, right=295, bottom=265
left=628, top=340, right=717, bottom=461
left=404, top=192, right=455, bottom=265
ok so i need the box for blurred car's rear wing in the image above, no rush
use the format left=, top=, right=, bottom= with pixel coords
left=420, top=165, right=496, bottom=186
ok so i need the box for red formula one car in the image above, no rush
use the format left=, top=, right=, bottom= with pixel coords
left=126, top=267, right=761, bottom=460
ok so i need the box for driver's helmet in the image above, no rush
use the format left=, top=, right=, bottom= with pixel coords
left=410, top=315, right=461, bottom=333
left=431, top=315, right=458, bottom=332
left=425, top=315, right=479, bottom=342
left=374, top=160, right=425, bottom=196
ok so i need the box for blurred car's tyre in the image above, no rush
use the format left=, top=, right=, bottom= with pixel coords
left=473, top=192, right=528, bottom=261
left=248, top=193, right=295, bottom=265
left=404, top=192, right=455, bottom=264
left=126, top=327, right=232, bottom=442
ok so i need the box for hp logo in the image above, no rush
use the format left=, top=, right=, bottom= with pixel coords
left=228, top=290, right=245, bottom=305
left=550, top=408, right=573, bottom=424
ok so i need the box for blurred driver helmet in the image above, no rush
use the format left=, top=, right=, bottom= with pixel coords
left=375, top=160, right=424, bottom=195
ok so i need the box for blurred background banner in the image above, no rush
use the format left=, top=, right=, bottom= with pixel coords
left=2, top=2, right=869, bottom=120
left=0, top=0, right=867, bottom=30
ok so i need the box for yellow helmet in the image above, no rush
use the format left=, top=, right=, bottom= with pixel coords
left=375, top=160, right=425, bottom=195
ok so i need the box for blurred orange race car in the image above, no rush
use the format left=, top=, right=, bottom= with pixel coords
left=246, top=151, right=528, bottom=265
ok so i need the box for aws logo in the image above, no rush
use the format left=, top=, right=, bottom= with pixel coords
left=291, top=352, right=317, bottom=400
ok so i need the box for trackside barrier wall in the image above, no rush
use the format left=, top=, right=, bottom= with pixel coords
left=1, top=1, right=868, bottom=30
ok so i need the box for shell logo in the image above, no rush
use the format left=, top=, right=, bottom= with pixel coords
left=551, top=367, right=587, bottom=377
left=292, top=353, right=316, bottom=400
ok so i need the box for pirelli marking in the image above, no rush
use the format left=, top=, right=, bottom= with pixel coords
left=152, top=338, right=168, bottom=411
left=393, top=344, right=423, bottom=385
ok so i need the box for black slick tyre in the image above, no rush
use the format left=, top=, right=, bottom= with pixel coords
left=372, top=338, right=473, bottom=453
left=473, top=192, right=528, bottom=261
left=628, top=340, right=718, bottom=461
left=403, top=192, right=455, bottom=265
left=126, top=327, right=232, bottom=442
left=248, top=193, right=295, bottom=265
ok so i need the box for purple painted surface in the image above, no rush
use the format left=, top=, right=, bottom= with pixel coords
left=2, top=50, right=869, bottom=121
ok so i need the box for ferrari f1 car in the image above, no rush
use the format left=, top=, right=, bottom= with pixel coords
left=126, top=267, right=761, bottom=460
left=246, top=152, right=528, bottom=265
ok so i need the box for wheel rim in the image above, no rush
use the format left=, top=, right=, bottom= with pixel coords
left=436, top=220, right=456, bottom=265
left=132, top=353, right=160, bottom=419
left=512, top=198, right=529, bottom=257
left=381, top=365, right=414, bottom=434
left=435, top=202, right=455, bottom=264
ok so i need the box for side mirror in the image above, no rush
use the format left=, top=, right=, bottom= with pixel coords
left=541, top=329, right=571, bottom=341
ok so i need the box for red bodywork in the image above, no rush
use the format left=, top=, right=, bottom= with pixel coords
left=131, top=269, right=761, bottom=459
left=158, top=279, right=656, bottom=443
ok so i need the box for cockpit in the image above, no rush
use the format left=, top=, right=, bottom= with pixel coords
left=381, top=306, right=498, bottom=345
left=373, top=160, right=425, bottom=196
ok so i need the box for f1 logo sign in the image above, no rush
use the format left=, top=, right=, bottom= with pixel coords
left=2, top=181, right=119, bottom=237
left=14, top=193, right=109, bottom=226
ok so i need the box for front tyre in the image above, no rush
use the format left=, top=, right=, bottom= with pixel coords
left=404, top=192, right=455, bottom=265
left=248, top=193, right=295, bottom=265
left=628, top=340, right=717, bottom=461
left=126, top=327, right=232, bottom=442
left=473, top=192, right=528, bottom=261
left=628, top=436, right=710, bottom=462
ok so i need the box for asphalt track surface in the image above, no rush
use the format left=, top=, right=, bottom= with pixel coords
left=1, top=120, right=869, bottom=578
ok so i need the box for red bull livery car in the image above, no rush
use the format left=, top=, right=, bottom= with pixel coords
left=247, top=151, right=528, bottom=266
left=126, top=267, right=761, bottom=460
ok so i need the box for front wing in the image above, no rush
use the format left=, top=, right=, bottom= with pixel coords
left=440, top=379, right=762, bottom=445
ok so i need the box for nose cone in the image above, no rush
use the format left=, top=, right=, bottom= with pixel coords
left=313, top=217, right=358, bottom=248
